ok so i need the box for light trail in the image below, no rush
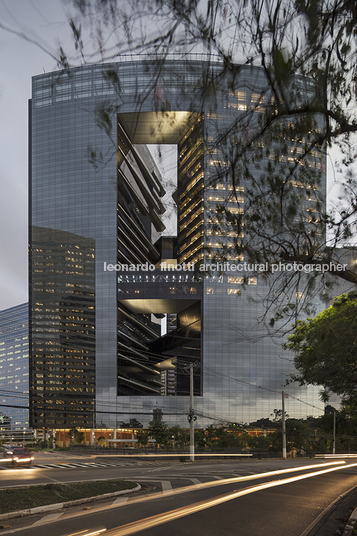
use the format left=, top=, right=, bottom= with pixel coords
left=0, top=462, right=351, bottom=535
left=61, top=461, right=348, bottom=518
left=120, top=460, right=346, bottom=501
left=103, top=462, right=357, bottom=536
left=89, top=453, right=254, bottom=457
left=316, top=454, right=357, bottom=458
left=83, top=531, right=106, bottom=536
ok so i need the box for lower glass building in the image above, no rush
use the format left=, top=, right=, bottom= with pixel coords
left=29, top=59, right=327, bottom=429
left=0, top=303, right=29, bottom=431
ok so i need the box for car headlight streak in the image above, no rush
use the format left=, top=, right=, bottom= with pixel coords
left=104, top=462, right=357, bottom=536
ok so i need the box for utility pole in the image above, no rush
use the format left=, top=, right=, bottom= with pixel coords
left=333, top=411, right=336, bottom=455
left=282, top=391, right=287, bottom=459
left=181, top=360, right=198, bottom=461
left=188, top=362, right=195, bottom=461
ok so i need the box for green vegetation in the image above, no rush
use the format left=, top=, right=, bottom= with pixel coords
left=135, top=430, right=149, bottom=450
left=285, top=293, right=357, bottom=414
left=117, top=419, right=143, bottom=428
left=97, top=436, right=106, bottom=447
left=148, top=420, right=170, bottom=450
left=0, top=480, right=137, bottom=514
left=135, top=412, right=357, bottom=455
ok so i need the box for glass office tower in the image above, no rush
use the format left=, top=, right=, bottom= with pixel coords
left=0, top=303, right=29, bottom=430
left=29, top=59, right=325, bottom=429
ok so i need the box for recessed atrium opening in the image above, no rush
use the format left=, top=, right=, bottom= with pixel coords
left=116, top=111, right=203, bottom=398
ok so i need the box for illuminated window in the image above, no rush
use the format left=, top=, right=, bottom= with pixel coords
left=251, top=93, right=266, bottom=112
left=228, top=276, right=244, bottom=284
left=228, top=207, right=244, bottom=214
left=228, top=90, right=247, bottom=110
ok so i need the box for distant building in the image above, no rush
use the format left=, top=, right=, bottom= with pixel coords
left=0, top=303, right=29, bottom=430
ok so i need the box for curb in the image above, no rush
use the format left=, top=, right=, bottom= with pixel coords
left=343, top=507, right=357, bottom=536
left=0, top=484, right=141, bottom=522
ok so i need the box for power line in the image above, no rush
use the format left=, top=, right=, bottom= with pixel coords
left=201, top=365, right=325, bottom=413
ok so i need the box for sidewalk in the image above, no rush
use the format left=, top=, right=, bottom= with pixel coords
left=343, top=507, right=357, bottom=536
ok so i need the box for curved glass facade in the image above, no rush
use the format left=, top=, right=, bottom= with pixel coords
left=29, top=60, right=325, bottom=429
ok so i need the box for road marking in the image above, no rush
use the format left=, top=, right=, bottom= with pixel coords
left=112, top=497, right=129, bottom=505
left=107, top=463, right=357, bottom=536
left=136, top=479, right=173, bottom=494
left=147, top=465, right=177, bottom=473
left=161, top=481, right=173, bottom=494
left=33, top=462, right=131, bottom=470
left=0, top=463, right=352, bottom=535
left=188, top=478, right=201, bottom=487
left=32, top=513, right=63, bottom=525
left=63, top=463, right=90, bottom=468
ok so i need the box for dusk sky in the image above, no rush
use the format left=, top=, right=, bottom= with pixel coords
left=0, top=0, right=74, bottom=311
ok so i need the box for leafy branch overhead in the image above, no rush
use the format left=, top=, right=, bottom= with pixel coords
left=57, top=0, right=357, bottom=322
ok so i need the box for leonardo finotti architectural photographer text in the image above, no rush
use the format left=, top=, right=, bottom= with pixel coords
left=103, top=261, right=348, bottom=273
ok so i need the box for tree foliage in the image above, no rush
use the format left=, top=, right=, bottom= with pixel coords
left=148, top=419, right=170, bottom=448
left=56, top=0, right=357, bottom=320
left=285, top=292, right=357, bottom=410
left=169, top=424, right=188, bottom=449
left=135, top=429, right=149, bottom=449
left=97, top=435, right=106, bottom=446
left=138, top=414, right=357, bottom=453
left=117, top=418, right=143, bottom=428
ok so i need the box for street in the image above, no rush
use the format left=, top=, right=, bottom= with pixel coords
left=1, top=453, right=357, bottom=535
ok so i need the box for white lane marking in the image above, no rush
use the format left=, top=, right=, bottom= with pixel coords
left=112, top=497, right=129, bottom=505
left=34, top=462, right=125, bottom=469
left=147, top=465, right=177, bottom=473
left=105, top=463, right=357, bottom=536
left=64, top=463, right=90, bottom=467
left=0, top=463, right=351, bottom=535
left=188, top=478, right=201, bottom=487
left=161, top=481, right=173, bottom=494
left=136, top=479, right=173, bottom=494
left=32, top=513, right=63, bottom=526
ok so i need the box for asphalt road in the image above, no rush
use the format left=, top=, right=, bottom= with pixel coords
left=0, top=451, right=353, bottom=487
left=1, top=454, right=357, bottom=536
